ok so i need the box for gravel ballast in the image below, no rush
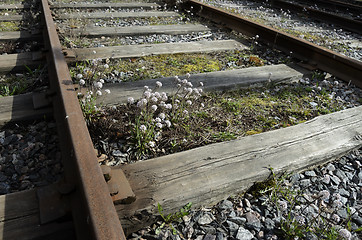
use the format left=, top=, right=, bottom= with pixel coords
left=0, top=121, right=63, bottom=195
left=129, top=148, right=362, bottom=240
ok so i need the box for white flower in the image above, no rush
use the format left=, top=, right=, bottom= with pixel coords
left=104, top=89, right=111, bottom=94
left=186, top=88, right=193, bottom=94
left=139, top=125, right=147, bottom=133
left=158, top=113, right=166, bottom=120
left=148, top=141, right=156, bottom=148
left=174, top=76, right=179, bottom=82
left=143, top=91, right=152, bottom=99
left=186, top=73, right=191, bottom=78
left=154, top=92, right=161, bottom=99
left=161, top=92, right=168, bottom=101
left=165, top=104, right=172, bottom=109
left=201, top=103, right=205, bottom=108
left=99, top=79, right=105, bottom=84
left=193, top=88, right=200, bottom=95
left=187, top=82, right=193, bottom=87
left=151, top=105, right=158, bottom=112
left=331, top=214, right=340, bottom=223
left=338, top=229, right=352, bottom=240
left=94, top=81, right=103, bottom=89
left=159, top=101, right=166, bottom=107
left=295, top=215, right=305, bottom=225
left=79, top=79, right=85, bottom=86
left=198, top=88, right=203, bottom=93
left=151, top=96, right=158, bottom=103
left=128, top=97, right=135, bottom=104
left=155, top=117, right=162, bottom=122
left=186, top=100, right=192, bottom=105
left=137, top=98, right=148, bottom=108
left=164, top=120, right=171, bottom=128
left=199, top=82, right=204, bottom=87
left=96, top=90, right=102, bottom=96
left=182, top=79, right=188, bottom=85
left=103, top=64, right=109, bottom=69
left=175, top=99, right=180, bottom=104
left=183, top=110, right=189, bottom=115
left=76, top=73, right=83, bottom=79
left=277, top=200, right=288, bottom=211
left=144, top=86, right=149, bottom=91
left=155, top=81, right=162, bottom=88
left=156, top=122, right=163, bottom=128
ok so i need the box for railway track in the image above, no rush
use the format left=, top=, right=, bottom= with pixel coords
left=0, top=0, right=361, bottom=239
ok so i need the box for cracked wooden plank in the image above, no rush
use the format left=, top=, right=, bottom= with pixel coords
left=116, top=105, right=362, bottom=234
left=71, top=39, right=245, bottom=61
left=69, top=24, right=211, bottom=37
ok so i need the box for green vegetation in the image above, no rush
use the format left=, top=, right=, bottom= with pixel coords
left=0, top=66, right=46, bottom=97
left=69, top=51, right=265, bottom=83
left=0, top=21, right=19, bottom=31
left=156, top=202, right=192, bottom=235
left=88, top=80, right=347, bottom=161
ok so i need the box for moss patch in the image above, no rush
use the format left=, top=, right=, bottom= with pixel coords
left=0, top=22, right=19, bottom=31
left=69, top=50, right=266, bottom=82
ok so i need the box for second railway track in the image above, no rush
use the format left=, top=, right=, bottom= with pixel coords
left=0, top=0, right=361, bottom=239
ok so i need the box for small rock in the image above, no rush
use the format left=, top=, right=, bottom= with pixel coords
left=228, top=217, right=246, bottom=225
left=198, top=213, right=215, bottom=225
left=264, top=218, right=275, bottom=230
left=218, top=200, right=233, bottom=211
left=226, top=221, right=239, bottom=234
left=245, top=211, right=261, bottom=231
left=203, top=233, right=216, bottom=240
left=300, top=179, right=311, bottom=187
left=326, top=163, right=336, bottom=172
left=235, top=227, right=253, bottom=240
left=338, top=188, right=350, bottom=197
left=304, top=170, right=317, bottom=177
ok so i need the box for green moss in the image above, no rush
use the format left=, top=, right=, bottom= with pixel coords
left=245, top=129, right=262, bottom=135
left=0, top=22, right=19, bottom=32
left=247, top=177, right=276, bottom=197
left=70, top=50, right=264, bottom=82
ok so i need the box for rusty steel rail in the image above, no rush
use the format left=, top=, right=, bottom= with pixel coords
left=270, top=0, right=362, bottom=34
left=41, top=0, right=126, bottom=239
left=184, top=0, right=362, bottom=88
left=297, top=0, right=362, bottom=16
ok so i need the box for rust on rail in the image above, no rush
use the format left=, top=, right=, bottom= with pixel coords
left=270, top=0, right=362, bottom=34
left=40, top=0, right=126, bottom=239
left=184, top=0, right=362, bottom=88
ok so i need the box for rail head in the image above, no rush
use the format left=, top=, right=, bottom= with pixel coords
left=40, top=0, right=126, bottom=239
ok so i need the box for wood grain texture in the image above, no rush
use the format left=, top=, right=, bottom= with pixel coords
left=0, top=15, right=22, bottom=21
left=52, top=2, right=159, bottom=9
left=0, top=190, right=75, bottom=240
left=70, top=24, right=211, bottom=37
left=56, top=11, right=179, bottom=20
left=0, top=3, right=159, bottom=9
left=0, top=31, right=40, bottom=41
left=102, top=64, right=309, bottom=106
left=0, top=52, right=42, bottom=73
left=0, top=93, right=52, bottom=126
left=72, top=39, right=245, bottom=61
left=116, top=105, right=362, bottom=233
